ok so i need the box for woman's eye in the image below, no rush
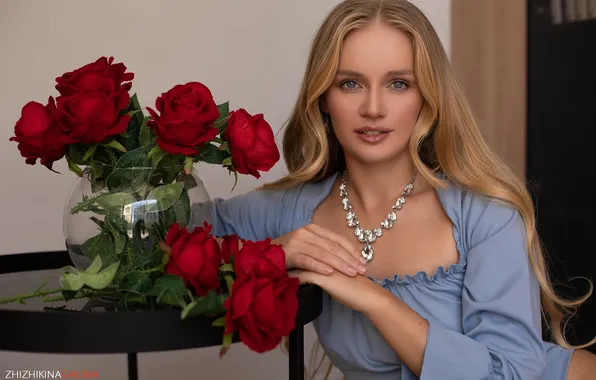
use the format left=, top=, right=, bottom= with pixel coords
left=390, top=80, right=408, bottom=90
left=341, top=80, right=359, bottom=89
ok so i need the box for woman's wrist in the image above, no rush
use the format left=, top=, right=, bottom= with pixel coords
left=363, top=285, right=398, bottom=319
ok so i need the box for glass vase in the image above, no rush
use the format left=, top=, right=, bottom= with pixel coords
left=63, top=165, right=213, bottom=270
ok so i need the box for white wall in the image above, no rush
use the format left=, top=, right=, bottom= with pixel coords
left=0, top=0, right=450, bottom=378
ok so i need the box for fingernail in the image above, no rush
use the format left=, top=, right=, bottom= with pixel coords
left=325, top=267, right=334, bottom=274
left=358, top=265, right=367, bottom=273
left=360, top=257, right=368, bottom=265
left=347, top=267, right=357, bottom=275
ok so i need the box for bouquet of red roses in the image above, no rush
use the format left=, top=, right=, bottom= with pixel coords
left=2, top=56, right=299, bottom=356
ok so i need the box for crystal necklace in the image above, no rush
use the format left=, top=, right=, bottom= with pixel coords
left=340, top=170, right=417, bottom=262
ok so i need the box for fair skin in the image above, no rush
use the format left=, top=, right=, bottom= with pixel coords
left=568, top=349, right=596, bottom=379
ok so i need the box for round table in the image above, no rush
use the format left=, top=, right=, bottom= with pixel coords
left=0, top=251, right=323, bottom=380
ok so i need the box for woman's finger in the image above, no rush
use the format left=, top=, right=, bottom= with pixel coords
left=292, top=251, right=334, bottom=275
left=299, top=226, right=366, bottom=276
left=305, top=224, right=367, bottom=265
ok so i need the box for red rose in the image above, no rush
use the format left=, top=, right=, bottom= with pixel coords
left=164, top=222, right=222, bottom=296
left=146, top=82, right=220, bottom=156
left=55, top=56, right=134, bottom=97
left=53, top=87, right=131, bottom=145
left=9, top=98, right=67, bottom=170
left=223, top=109, right=280, bottom=178
left=221, top=235, right=240, bottom=264
left=223, top=240, right=299, bottom=353
left=233, top=239, right=286, bottom=277
left=52, top=57, right=134, bottom=145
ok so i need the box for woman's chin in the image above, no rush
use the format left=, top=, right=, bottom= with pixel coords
left=344, top=148, right=407, bottom=167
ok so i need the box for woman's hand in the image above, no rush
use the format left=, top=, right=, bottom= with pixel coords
left=290, top=269, right=391, bottom=314
left=273, top=224, right=368, bottom=277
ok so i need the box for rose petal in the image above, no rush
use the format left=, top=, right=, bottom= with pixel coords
left=230, top=275, right=254, bottom=318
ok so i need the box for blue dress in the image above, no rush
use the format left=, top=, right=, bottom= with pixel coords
left=194, top=171, right=573, bottom=379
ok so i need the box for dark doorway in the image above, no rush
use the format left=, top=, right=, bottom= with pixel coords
left=527, top=0, right=596, bottom=352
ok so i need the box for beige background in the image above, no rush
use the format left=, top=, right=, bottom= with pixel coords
left=0, top=1, right=450, bottom=379
left=451, top=0, right=527, bottom=179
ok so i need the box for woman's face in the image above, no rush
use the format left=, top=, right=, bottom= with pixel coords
left=323, top=22, right=424, bottom=166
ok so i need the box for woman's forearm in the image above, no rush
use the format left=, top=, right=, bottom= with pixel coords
left=364, top=291, right=429, bottom=377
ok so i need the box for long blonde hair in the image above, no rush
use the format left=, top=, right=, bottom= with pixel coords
left=268, top=0, right=594, bottom=374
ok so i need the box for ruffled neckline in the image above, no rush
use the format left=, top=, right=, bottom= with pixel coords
left=368, top=255, right=467, bottom=287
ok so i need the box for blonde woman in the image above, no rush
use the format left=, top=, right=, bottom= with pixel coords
left=200, top=0, right=596, bottom=378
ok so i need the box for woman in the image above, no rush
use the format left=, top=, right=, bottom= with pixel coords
left=200, top=0, right=596, bottom=378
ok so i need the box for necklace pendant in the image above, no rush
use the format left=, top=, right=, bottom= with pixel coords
left=362, top=244, right=374, bottom=262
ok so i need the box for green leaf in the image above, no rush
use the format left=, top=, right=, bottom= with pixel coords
left=177, top=173, right=198, bottom=190
left=145, top=182, right=184, bottom=212
left=213, top=102, right=230, bottom=133
left=219, top=263, right=234, bottom=273
left=65, top=155, right=83, bottom=177
left=105, top=147, right=118, bottom=163
left=59, top=260, right=120, bottom=291
left=224, top=275, right=234, bottom=294
left=102, top=140, right=127, bottom=153
left=106, top=168, right=152, bottom=193
left=89, top=216, right=104, bottom=229
left=157, top=187, right=191, bottom=233
left=198, top=144, right=227, bottom=165
left=221, top=157, right=233, bottom=167
left=147, top=146, right=169, bottom=168
left=125, top=94, right=144, bottom=151
left=218, top=141, right=230, bottom=153
left=181, top=290, right=225, bottom=318
left=139, top=116, right=154, bottom=147
left=115, top=144, right=152, bottom=168
left=81, top=230, right=116, bottom=264
left=217, top=102, right=229, bottom=118
left=90, top=159, right=104, bottom=178
left=104, top=214, right=127, bottom=256
left=147, top=274, right=188, bottom=308
left=124, top=293, right=147, bottom=305
left=212, top=316, right=226, bottom=327
left=84, top=255, right=103, bottom=275
left=81, top=262, right=120, bottom=289
left=126, top=93, right=142, bottom=113
left=94, top=192, right=137, bottom=213
left=82, top=144, right=98, bottom=162
left=60, top=273, right=84, bottom=291
left=120, top=271, right=153, bottom=294
left=106, top=145, right=153, bottom=193
left=68, top=144, right=88, bottom=165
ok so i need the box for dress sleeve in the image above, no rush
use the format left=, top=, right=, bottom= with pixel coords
left=189, top=187, right=289, bottom=242
left=419, top=200, right=546, bottom=379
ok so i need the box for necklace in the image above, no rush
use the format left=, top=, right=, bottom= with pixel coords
left=340, top=170, right=417, bottom=262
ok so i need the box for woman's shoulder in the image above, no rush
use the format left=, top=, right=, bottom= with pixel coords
left=205, top=173, right=339, bottom=240
left=435, top=175, right=526, bottom=254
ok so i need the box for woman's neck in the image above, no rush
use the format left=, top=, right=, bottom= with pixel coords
left=342, top=156, right=419, bottom=214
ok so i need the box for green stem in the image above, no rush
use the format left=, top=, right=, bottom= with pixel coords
left=140, top=265, right=164, bottom=274
left=0, top=288, right=62, bottom=304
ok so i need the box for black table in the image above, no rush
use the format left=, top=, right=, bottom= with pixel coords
left=0, top=251, right=323, bottom=380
